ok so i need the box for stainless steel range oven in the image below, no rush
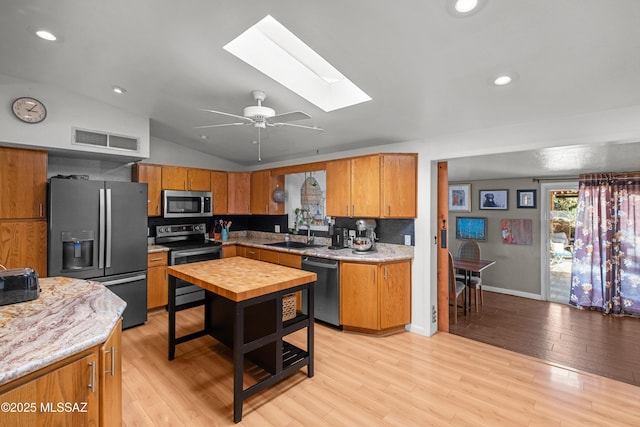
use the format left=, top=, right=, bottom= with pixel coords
left=156, top=223, right=221, bottom=306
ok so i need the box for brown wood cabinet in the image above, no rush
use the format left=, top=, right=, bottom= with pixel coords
left=0, top=220, right=47, bottom=276
left=0, top=351, right=99, bottom=427
left=340, top=260, right=411, bottom=332
left=250, top=170, right=284, bottom=215
left=100, top=318, right=123, bottom=427
left=132, top=163, right=162, bottom=216
left=326, top=155, right=380, bottom=217
left=210, top=170, right=228, bottom=214
left=147, top=252, right=168, bottom=309
left=227, top=172, right=250, bottom=214
left=161, top=166, right=211, bottom=191
left=0, top=147, right=47, bottom=220
left=0, top=320, right=122, bottom=427
left=380, top=154, right=417, bottom=218
left=222, top=245, right=237, bottom=258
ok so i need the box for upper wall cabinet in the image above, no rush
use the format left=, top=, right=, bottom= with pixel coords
left=161, top=166, right=211, bottom=191
left=326, top=155, right=380, bottom=218
left=0, top=147, right=47, bottom=219
left=210, top=170, right=228, bottom=214
left=132, top=163, right=162, bottom=217
left=227, top=172, right=251, bottom=214
left=381, top=154, right=417, bottom=218
left=250, top=170, right=284, bottom=215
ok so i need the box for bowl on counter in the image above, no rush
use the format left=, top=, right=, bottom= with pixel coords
left=353, top=237, right=373, bottom=251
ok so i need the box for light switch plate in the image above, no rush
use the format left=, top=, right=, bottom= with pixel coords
left=404, top=235, right=411, bottom=245
left=275, top=225, right=281, bottom=233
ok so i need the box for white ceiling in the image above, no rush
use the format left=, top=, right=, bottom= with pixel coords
left=2, top=1, right=640, bottom=175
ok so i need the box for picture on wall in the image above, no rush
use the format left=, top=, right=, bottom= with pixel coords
left=480, top=190, right=508, bottom=210
left=501, top=219, right=533, bottom=245
left=449, top=184, right=471, bottom=212
left=517, top=189, right=537, bottom=208
left=456, top=216, right=487, bottom=240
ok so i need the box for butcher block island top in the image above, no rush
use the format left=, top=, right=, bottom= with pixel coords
left=168, top=256, right=317, bottom=301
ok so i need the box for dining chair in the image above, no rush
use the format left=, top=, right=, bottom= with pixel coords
left=457, top=240, right=483, bottom=311
left=448, top=251, right=466, bottom=324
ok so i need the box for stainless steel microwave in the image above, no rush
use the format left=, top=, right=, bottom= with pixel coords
left=162, top=190, right=213, bottom=218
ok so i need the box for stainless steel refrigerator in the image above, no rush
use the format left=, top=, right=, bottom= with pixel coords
left=48, top=178, right=148, bottom=329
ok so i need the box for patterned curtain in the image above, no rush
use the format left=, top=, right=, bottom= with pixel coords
left=570, top=173, right=640, bottom=316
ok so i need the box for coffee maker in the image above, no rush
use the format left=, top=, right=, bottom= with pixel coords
left=329, top=226, right=348, bottom=249
left=353, top=219, right=377, bottom=254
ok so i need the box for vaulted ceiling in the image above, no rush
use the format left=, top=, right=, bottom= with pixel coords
left=2, top=1, right=640, bottom=175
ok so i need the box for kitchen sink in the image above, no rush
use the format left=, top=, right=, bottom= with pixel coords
left=265, top=241, right=323, bottom=249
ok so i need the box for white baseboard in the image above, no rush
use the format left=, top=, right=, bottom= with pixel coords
left=482, top=285, right=542, bottom=301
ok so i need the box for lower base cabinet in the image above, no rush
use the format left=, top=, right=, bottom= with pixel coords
left=340, top=260, right=411, bottom=332
left=147, top=252, right=168, bottom=309
left=0, top=319, right=122, bottom=427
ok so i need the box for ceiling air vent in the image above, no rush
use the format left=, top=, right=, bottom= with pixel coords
left=72, top=128, right=139, bottom=152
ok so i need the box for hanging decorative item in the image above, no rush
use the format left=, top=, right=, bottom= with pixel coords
left=272, top=185, right=286, bottom=203
left=300, top=173, right=325, bottom=225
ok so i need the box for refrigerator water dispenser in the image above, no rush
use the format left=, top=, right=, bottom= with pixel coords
left=61, top=231, right=94, bottom=271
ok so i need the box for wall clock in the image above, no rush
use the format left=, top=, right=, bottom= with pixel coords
left=12, top=97, right=47, bottom=123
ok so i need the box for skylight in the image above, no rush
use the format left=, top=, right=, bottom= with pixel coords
left=223, top=15, right=371, bottom=112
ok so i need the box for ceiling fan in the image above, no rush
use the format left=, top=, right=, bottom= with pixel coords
left=196, top=90, right=323, bottom=161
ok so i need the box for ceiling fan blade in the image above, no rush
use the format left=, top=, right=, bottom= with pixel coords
left=199, top=108, right=253, bottom=122
left=267, top=111, right=311, bottom=123
left=194, top=122, right=249, bottom=129
left=271, top=122, right=324, bottom=132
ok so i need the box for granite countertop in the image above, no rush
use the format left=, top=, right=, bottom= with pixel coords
left=0, top=277, right=126, bottom=387
left=148, top=231, right=414, bottom=262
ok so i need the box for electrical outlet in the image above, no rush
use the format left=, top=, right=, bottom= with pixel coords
left=275, top=225, right=281, bottom=233
left=404, top=235, right=411, bottom=245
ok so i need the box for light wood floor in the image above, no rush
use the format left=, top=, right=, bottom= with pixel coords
left=122, top=307, right=640, bottom=426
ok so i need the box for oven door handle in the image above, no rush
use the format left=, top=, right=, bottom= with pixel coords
left=172, top=247, right=221, bottom=258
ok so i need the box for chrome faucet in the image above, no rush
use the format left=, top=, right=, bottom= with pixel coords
left=307, top=225, right=314, bottom=245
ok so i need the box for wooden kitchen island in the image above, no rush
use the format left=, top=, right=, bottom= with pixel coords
left=167, top=257, right=317, bottom=423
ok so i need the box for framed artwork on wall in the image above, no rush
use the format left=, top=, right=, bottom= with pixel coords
left=449, top=184, right=471, bottom=212
left=517, top=189, right=537, bottom=208
left=479, top=190, right=508, bottom=210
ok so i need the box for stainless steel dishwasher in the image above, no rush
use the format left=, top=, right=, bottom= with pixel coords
left=301, top=256, right=340, bottom=327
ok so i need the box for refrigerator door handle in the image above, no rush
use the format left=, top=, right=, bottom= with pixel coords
left=100, top=274, right=147, bottom=286
left=106, top=188, right=112, bottom=269
left=99, top=188, right=105, bottom=269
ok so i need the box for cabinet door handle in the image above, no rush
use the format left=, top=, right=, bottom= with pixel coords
left=345, top=205, right=349, bottom=216
left=190, top=179, right=193, bottom=190
left=88, top=361, right=96, bottom=393
left=104, top=346, right=115, bottom=376
left=384, top=266, right=388, bottom=280
left=39, top=203, right=43, bottom=217
left=352, top=205, right=355, bottom=217
left=372, top=268, right=375, bottom=282
left=387, top=205, right=391, bottom=216
left=150, top=257, right=163, bottom=261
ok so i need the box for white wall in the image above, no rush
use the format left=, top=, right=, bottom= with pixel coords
left=144, top=136, right=244, bottom=171
left=0, top=74, right=149, bottom=160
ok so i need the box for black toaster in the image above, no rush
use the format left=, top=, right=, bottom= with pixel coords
left=0, top=268, right=40, bottom=306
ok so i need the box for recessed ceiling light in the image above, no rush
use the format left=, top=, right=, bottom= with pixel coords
left=27, top=26, right=63, bottom=42
left=448, top=0, right=486, bottom=17
left=494, top=75, right=512, bottom=86
left=455, top=0, right=478, bottom=13
left=224, top=15, right=371, bottom=112
left=35, top=29, right=57, bottom=41
left=112, top=86, right=127, bottom=94
left=200, top=135, right=208, bottom=140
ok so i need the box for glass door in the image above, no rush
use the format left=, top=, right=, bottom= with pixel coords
left=541, top=183, right=578, bottom=304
